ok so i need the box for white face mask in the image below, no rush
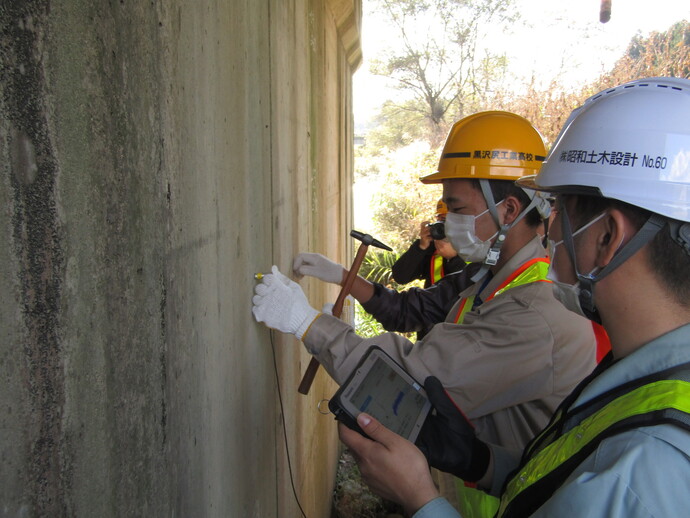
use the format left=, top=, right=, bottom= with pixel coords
left=546, top=253, right=597, bottom=319
left=444, top=205, right=499, bottom=263
left=546, top=212, right=606, bottom=317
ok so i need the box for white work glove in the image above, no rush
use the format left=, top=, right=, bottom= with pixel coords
left=293, top=252, right=346, bottom=285
left=252, top=265, right=320, bottom=340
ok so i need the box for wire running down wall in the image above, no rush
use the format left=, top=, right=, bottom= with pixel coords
left=0, top=1, right=361, bottom=516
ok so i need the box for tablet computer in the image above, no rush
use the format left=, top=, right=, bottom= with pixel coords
left=329, top=346, right=431, bottom=443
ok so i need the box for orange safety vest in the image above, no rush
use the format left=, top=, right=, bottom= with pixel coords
left=430, top=252, right=445, bottom=285
left=452, top=258, right=551, bottom=324
left=451, top=257, right=551, bottom=517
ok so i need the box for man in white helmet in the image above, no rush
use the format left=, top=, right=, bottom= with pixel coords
left=339, top=77, right=690, bottom=518
left=252, top=112, right=597, bottom=464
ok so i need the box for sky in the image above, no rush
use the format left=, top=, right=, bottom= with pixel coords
left=354, top=0, right=690, bottom=126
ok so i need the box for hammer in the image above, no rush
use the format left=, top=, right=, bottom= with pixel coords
left=297, top=230, right=393, bottom=395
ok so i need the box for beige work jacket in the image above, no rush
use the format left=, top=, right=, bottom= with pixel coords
left=304, top=236, right=597, bottom=450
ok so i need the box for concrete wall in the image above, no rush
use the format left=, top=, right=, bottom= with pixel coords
left=0, top=0, right=361, bottom=516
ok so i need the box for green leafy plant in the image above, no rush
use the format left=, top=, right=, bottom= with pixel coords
left=360, top=250, right=400, bottom=285
left=354, top=250, right=421, bottom=339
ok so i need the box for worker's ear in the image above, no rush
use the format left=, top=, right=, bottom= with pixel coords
left=501, top=195, right=522, bottom=225
left=595, top=208, right=629, bottom=268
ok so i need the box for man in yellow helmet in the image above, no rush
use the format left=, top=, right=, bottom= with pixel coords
left=338, top=77, right=690, bottom=518
left=252, top=111, right=597, bottom=465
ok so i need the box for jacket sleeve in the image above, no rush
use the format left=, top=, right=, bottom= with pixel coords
left=391, top=240, right=434, bottom=285
left=302, top=315, right=419, bottom=386
left=361, top=264, right=479, bottom=333
left=412, top=497, right=461, bottom=518
left=304, top=280, right=594, bottom=419
left=443, top=255, right=466, bottom=276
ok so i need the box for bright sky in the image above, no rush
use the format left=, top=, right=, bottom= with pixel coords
left=354, top=0, right=690, bottom=125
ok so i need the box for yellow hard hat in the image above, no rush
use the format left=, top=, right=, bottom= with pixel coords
left=420, top=111, right=547, bottom=184
left=435, top=199, right=448, bottom=216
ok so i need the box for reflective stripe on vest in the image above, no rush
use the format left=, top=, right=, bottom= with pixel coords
left=455, top=480, right=500, bottom=518
left=452, top=258, right=551, bottom=517
left=430, top=252, right=445, bottom=285
left=453, top=258, right=551, bottom=324
left=497, top=378, right=690, bottom=517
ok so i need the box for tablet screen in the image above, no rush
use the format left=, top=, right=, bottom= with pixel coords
left=348, top=354, right=428, bottom=439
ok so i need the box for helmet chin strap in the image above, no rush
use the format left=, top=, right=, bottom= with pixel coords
left=561, top=204, right=666, bottom=324
left=471, top=180, right=548, bottom=282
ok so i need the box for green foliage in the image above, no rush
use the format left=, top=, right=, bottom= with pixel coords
left=355, top=135, right=443, bottom=252
left=364, top=100, right=432, bottom=150
left=371, top=162, right=442, bottom=253
left=360, top=250, right=400, bottom=285
left=354, top=249, right=421, bottom=339
left=355, top=303, right=387, bottom=339
left=354, top=250, right=399, bottom=338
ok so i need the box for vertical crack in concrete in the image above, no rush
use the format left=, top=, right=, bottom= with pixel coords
left=2, top=2, right=67, bottom=515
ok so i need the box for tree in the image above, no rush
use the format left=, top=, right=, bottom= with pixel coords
left=493, top=20, right=690, bottom=147
left=355, top=139, right=442, bottom=253
left=608, top=20, right=689, bottom=83
left=368, top=0, right=517, bottom=146
left=492, top=77, right=584, bottom=146
left=364, top=99, right=432, bottom=150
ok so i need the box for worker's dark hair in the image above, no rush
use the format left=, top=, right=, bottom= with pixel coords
left=563, top=194, right=690, bottom=308
left=472, top=179, right=542, bottom=227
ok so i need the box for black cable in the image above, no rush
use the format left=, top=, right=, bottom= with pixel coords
left=269, top=330, right=309, bottom=518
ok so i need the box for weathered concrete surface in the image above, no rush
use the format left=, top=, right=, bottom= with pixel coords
left=0, top=0, right=360, bottom=516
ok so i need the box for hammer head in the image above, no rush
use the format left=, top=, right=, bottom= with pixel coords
left=350, top=229, right=393, bottom=251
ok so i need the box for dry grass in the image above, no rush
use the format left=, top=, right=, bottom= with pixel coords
left=332, top=449, right=404, bottom=518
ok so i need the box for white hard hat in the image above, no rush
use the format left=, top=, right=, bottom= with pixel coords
left=518, top=77, right=690, bottom=222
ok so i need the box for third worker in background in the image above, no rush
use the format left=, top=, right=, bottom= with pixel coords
left=391, top=199, right=465, bottom=338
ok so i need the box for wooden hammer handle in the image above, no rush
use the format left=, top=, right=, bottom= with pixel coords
left=297, top=244, right=369, bottom=395
left=297, top=359, right=321, bottom=395
left=332, top=244, right=368, bottom=318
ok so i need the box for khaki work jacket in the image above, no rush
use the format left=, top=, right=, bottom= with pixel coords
left=304, top=237, right=597, bottom=450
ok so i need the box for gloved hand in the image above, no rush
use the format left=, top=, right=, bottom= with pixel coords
left=252, top=265, right=320, bottom=340
left=293, top=252, right=346, bottom=285
left=415, top=376, right=490, bottom=482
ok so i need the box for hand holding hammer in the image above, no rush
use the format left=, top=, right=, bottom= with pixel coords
left=297, top=230, right=392, bottom=395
